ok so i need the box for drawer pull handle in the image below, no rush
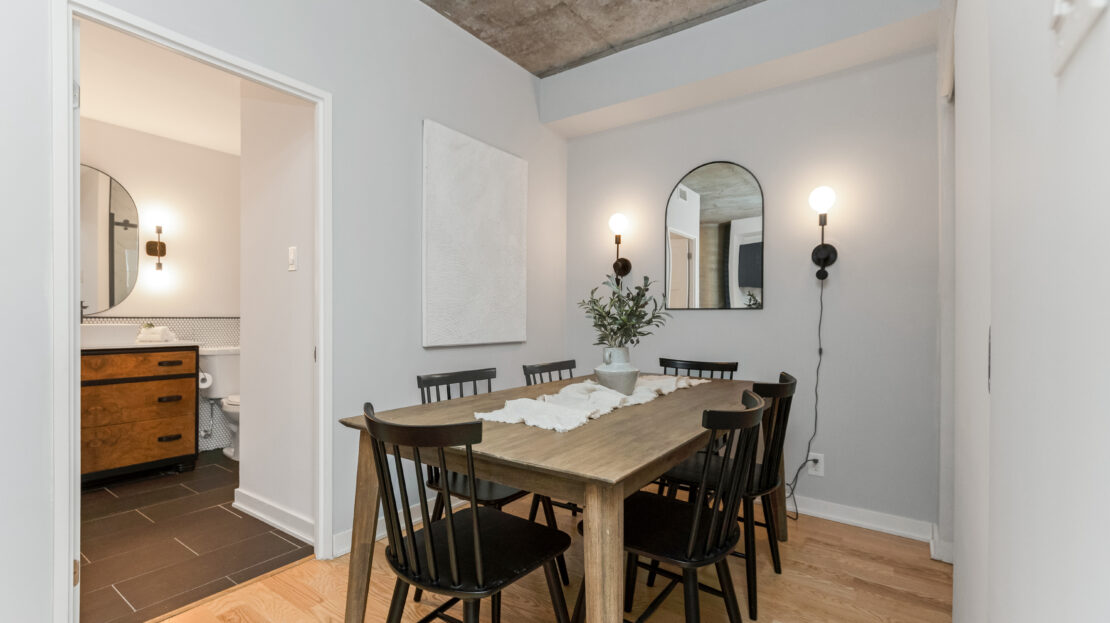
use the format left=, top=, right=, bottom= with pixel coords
left=157, top=434, right=183, bottom=443
left=158, top=360, right=184, bottom=367
left=157, top=395, right=183, bottom=403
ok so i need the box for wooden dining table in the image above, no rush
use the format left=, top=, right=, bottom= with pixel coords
left=340, top=376, right=786, bottom=623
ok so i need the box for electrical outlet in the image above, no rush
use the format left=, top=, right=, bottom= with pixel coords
left=808, top=453, right=825, bottom=477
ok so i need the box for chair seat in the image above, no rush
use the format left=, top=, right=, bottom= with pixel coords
left=664, top=455, right=777, bottom=497
left=623, top=492, right=739, bottom=567
left=389, top=506, right=571, bottom=598
left=428, top=471, right=529, bottom=507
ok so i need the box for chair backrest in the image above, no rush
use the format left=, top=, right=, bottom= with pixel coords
left=417, top=368, right=496, bottom=404
left=659, top=357, right=738, bottom=380
left=522, top=359, right=576, bottom=386
left=750, top=372, right=798, bottom=494
left=685, top=389, right=764, bottom=561
left=363, top=403, right=488, bottom=589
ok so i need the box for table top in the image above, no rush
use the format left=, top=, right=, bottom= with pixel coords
left=340, top=376, right=752, bottom=486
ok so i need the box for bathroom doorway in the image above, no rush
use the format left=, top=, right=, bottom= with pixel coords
left=53, top=6, right=334, bottom=622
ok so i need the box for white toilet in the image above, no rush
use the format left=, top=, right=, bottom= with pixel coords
left=199, top=347, right=241, bottom=461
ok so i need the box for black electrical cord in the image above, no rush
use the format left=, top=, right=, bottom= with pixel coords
left=785, top=278, right=823, bottom=520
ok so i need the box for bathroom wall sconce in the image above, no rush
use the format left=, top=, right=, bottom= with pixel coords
left=608, top=213, right=632, bottom=281
left=809, top=186, right=838, bottom=280
left=146, top=225, right=167, bottom=270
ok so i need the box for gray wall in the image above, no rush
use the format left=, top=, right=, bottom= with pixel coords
left=564, top=51, right=941, bottom=523
left=4, top=0, right=568, bottom=610
left=88, top=0, right=570, bottom=539
left=0, top=1, right=54, bottom=616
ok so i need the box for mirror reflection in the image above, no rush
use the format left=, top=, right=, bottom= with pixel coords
left=665, top=161, right=763, bottom=310
left=80, top=165, right=140, bottom=314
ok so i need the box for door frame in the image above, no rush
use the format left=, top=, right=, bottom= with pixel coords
left=49, top=2, right=335, bottom=620
left=666, top=228, right=698, bottom=308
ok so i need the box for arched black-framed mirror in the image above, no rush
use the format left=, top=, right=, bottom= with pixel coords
left=80, top=164, right=140, bottom=314
left=665, top=161, right=764, bottom=310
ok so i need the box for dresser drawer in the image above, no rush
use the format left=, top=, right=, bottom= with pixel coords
left=81, top=377, right=196, bottom=428
left=82, top=415, right=195, bottom=474
left=82, top=350, right=197, bottom=382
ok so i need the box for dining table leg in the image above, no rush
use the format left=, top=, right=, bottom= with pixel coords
left=583, top=482, right=624, bottom=623
left=344, top=430, right=381, bottom=623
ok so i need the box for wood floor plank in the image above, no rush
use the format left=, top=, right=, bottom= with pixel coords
left=162, top=497, right=952, bottom=623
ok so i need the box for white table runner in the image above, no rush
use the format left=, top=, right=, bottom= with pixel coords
left=475, top=375, right=711, bottom=432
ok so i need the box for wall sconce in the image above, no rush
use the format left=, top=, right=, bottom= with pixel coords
left=608, top=213, right=632, bottom=282
left=809, top=187, right=838, bottom=280
left=146, top=225, right=167, bottom=270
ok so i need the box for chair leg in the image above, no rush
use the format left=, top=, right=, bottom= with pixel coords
left=571, top=582, right=586, bottom=623
left=386, top=578, right=409, bottom=623
left=543, top=560, right=572, bottom=623
left=716, top=560, right=744, bottom=623
left=529, top=494, right=541, bottom=522
left=624, top=553, right=639, bottom=613
left=743, top=497, right=758, bottom=620
left=683, top=568, right=701, bottom=623
left=540, top=496, right=571, bottom=585
left=762, top=494, right=782, bottom=574
left=492, top=592, right=502, bottom=623
left=463, top=599, right=481, bottom=623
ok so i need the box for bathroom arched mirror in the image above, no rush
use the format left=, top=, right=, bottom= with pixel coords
left=665, top=161, right=764, bottom=310
left=80, top=165, right=140, bottom=314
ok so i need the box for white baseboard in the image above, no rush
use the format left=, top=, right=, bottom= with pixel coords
left=930, top=524, right=954, bottom=563
left=234, top=488, right=316, bottom=545
left=792, top=494, right=935, bottom=543
left=332, top=498, right=468, bottom=558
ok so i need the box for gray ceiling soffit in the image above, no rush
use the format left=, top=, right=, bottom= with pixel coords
left=420, top=0, right=770, bottom=78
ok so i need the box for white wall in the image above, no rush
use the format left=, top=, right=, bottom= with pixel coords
left=540, top=0, right=940, bottom=125
left=236, top=82, right=316, bottom=538
left=952, top=0, right=1110, bottom=620
left=951, top=0, right=990, bottom=617
left=566, top=51, right=941, bottom=524
left=80, top=118, right=240, bottom=317
left=0, top=1, right=53, bottom=615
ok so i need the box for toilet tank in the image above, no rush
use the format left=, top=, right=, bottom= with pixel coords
left=199, top=347, right=240, bottom=399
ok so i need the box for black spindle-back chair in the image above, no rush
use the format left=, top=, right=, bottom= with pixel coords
left=415, top=368, right=570, bottom=599
left=659, top=357, right=738, bottom=379
left=731, top=371, right=797, bottom=619
left=574, top=390, right=765, bottom=623
left=523, top=359, right=585, bottom=520
left=523, top=359, right=577, bottom=386
left=364, top=404, right=572, bottom=623
left=418, top=367, right=497, bottom=404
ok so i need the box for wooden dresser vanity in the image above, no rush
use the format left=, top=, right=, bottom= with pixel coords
left=81, top=345, right=199, bottom=482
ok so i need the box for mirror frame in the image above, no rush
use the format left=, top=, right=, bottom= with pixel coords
left=663, top=160, right=765, bottom=311
left=80, top=164, right=141, bottom=315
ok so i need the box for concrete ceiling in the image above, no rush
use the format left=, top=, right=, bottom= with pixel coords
left=678, top=162, right=762, bottom=224
left=419, top=0, right=770, bottom=77
left=80, top=19, right=243, bottom=155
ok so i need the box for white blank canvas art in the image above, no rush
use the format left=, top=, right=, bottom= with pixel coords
left=422, top=120, right=528, bottom=347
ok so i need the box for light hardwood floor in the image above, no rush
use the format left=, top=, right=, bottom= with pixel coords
left=161, top=497, right=952, bottom=622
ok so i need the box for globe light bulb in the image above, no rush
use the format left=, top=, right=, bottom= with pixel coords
left=608, top=213, right=629, bottom=235
left=809, top=186, right=836, bottom=215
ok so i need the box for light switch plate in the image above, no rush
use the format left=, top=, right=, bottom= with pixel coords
left=1052, top=0, right=1108, bottom=74
left=288, top=246, right=298, bottom=271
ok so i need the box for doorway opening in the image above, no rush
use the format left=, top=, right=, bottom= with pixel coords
left=53, top=5, right=334, bottom=622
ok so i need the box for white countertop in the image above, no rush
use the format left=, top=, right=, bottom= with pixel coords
left=81, top=341, right=200, bottom=351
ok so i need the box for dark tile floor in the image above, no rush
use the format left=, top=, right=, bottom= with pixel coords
left=80, top=451, right=313, bottom=623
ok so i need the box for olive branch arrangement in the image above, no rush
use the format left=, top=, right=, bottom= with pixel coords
left=578, top=275, right=669, bottom=348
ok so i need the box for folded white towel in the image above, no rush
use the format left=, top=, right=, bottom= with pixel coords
left=136, top=326, right=177, bottom=343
